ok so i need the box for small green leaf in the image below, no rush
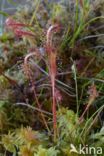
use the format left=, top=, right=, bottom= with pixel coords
left=0, top=11, right=9, bottom=17
left=0, top=33, right=10, bottom=42
left=7, top=0, right=17, bottom=6
left=0, top=101, right=7, bottom=108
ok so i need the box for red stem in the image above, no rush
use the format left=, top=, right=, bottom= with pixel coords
left=79, top=0, right=83, bottom=8
left=24, top=52, right=50, bottom=132
left=46, top=24, right=60, bottom=140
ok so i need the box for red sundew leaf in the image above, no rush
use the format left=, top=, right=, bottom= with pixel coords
left=46, top=24, right=61, bottom=54
left=14, top=29, right=35, bottom=38
left=79, top=0, right=83, bottom=8
left=79, top=84, right=99, bottom=123
left=5, top=17, right=29, bottom=29
left=46, top=24, right=61, bottom=140
left=24, top=52, right=50, bottom=132
left=5, top=18, right=35, bottom=38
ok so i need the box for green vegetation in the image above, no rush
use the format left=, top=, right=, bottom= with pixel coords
left=0, top=0, right=104, bottom=155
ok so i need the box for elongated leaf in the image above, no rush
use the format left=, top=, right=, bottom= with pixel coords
left=7, top=0, right=17, bottom=5
left=0, top=11, right=9, bottom=17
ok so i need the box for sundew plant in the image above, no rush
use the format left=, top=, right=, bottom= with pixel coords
left=0, top=0, right=104, bottom=155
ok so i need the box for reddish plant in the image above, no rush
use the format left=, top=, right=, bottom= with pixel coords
left=5, top=17, right=35, bottom=38
left=79, top=0, right=83, bottom=8
left=79, top=83, right=99, bottom=122
left=24, top=52, right=50, bottom=132
left=14, top=29, right=35, bottom=38
left=5, top=17, right=28, bottom=29
left=46, top=24, right=61, bottom=140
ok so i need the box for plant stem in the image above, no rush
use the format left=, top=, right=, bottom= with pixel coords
left=46, top=24, right=60, bottom=141
left=24, top=52, right=50, bottom=133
